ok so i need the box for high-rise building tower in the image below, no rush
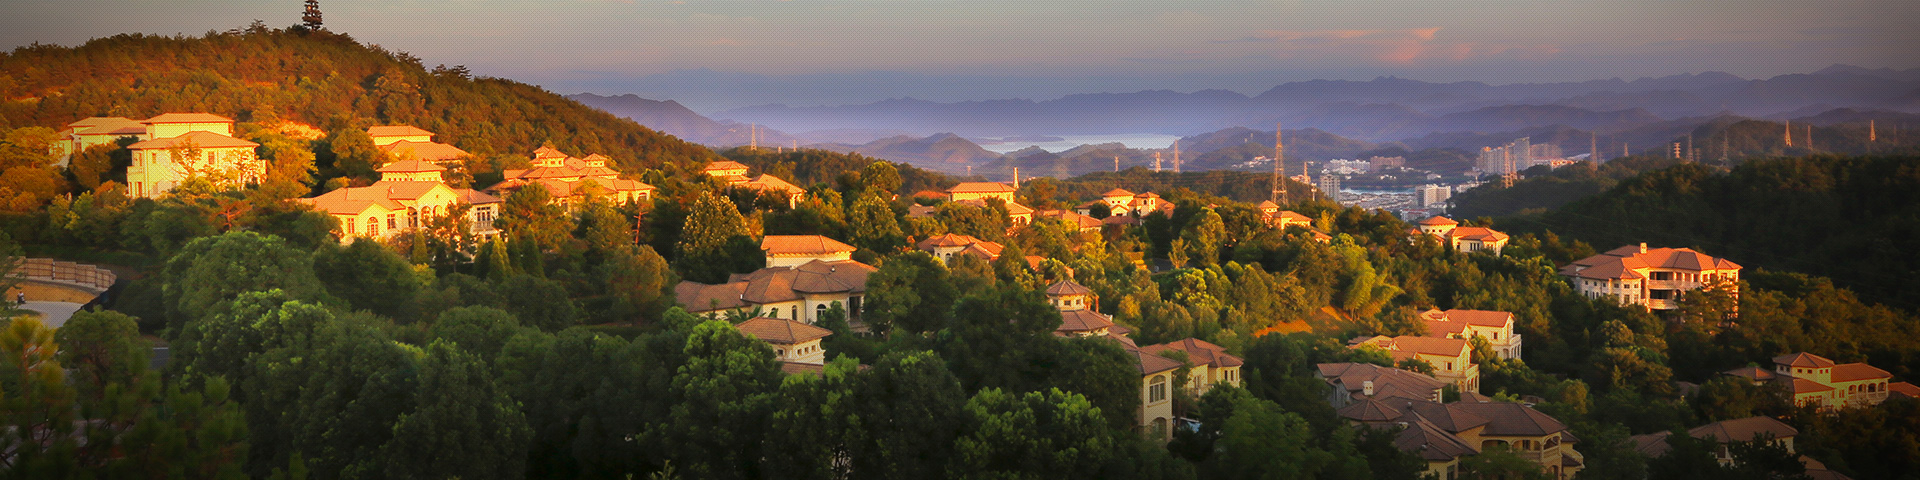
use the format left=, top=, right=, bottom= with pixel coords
left=1271, top=124, right=1285, bottom=204
left=1172, top=140, right=1181, bottom=173
left=1591, top=132, right=1598, bottom=162
left=1870, top=120, right=1877, bottom=142
left=1785, top=120, right=1793, bottom=148
left=1154, top=152, right=1162, bottom=172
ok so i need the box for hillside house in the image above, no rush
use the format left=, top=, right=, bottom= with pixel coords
left=1561, top=243, right=1741, bottom=312
left=1419, top=309, right=1523, bottom=360
left=1339, top=396, right=1585, bottom=480
left=675, top=259, right=875, bottom=324
left=944, top=182, right=1017, bottom=203
left=300, top=159, right=502, bottom=241
left=735, top=316, right=832, bottom=366
left=1630, top=416, right=1851, bottom=480
left=761, top=235, right=856, bottom=268
left=915, top=233, right=1005, bottom=262
left=1350, top=335, right=1480, bottom=393
left=368, top=126, right=470, bottom=162
left=1044, top=279, right=1114, bottom=337
left=1140, top=338, right=1243, bottom=397
left=703, top=160, right=806, bottom=207
left=1720, top=352, right=1894, bottom=410
left=125, top=113, right=265, bottom=198
left=1412, top=216, right=1510, bottom=254
left=53, top=117, right=149, bottom=164
left=1077, top=188, right=1172, bottom=218
left=489, top=147, right=654, bottom=207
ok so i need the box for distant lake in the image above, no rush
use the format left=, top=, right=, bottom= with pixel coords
left=974, top=133, right=1183, bottom=154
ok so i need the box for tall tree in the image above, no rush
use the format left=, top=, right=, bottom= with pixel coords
left=378, top=340, right=532, bottom=480
left=311, top=239, right=421, bottom=318
left=161, top=231, right=324, bottom=330
left=675, top=190, right=755, bottom=283
left=495, top=183, right=572, bottom=252
left=847, top=192, right=904, bottom=253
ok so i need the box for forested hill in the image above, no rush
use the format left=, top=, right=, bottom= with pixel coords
left=0, top=25, right=717, bottom=171
left=1504, top=155, right=1920, bottom=308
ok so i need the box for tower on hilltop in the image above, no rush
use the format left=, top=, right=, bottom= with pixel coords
left=1271, top=124, right=1285, bottom=204
left=302, top=0, right=324, bottom=30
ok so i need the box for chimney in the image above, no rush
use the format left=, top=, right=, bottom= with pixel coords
left=1639, top=242, right=1648, bottom=254
left=1362, top=380, right=1375, bottom=396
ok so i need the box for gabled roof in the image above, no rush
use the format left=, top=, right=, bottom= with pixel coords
left=457, top=189, right=502, bottom=205
left=945, top=182, right=1016, bottom=194
left=736, top=316, right=832, bottom=344
left=1788, top=377, right=1834, bottom=394
left=1257, top=200, right=1279, bottom=209
left=376, top=159, right=447, bottom=173
left=1447, top=401, right=1571, bottom=437
left=532, top=146, right=569, bottom=159
left=1143, top=338, right=1244, bottom=368
left=1889, top=382, right=1920, bottom=399
left=1688, top=416, right=1796, bottom=444
left=301, top=181, right=456, bottom=215
left=1316, top=362, right=1447, bottom=400
left=1830, top=363, right=1891, bottom=382
left=380, top=140, right=470, bottom=161
left=1419, top=216, right=1458, bottom=226
left=674, top=281, right=750, bottom=311
left=1562, top=245, right=1741, bottom=280
left=1057, top=309, right=1116, bottom=333
left=1045, top=279, right=1093, bottom=296
left=1630, top=431, right=1674, bottom=457
left=1774, top=352, right=1836, bottom=369
left=1351, top=335, right=1470, bottom=358
left=1130, top=348, right=1185, bottom=375
left=142, top=113, right=233, bottom=124
left=762, top=235, right=857, bottom=256
left=780, top=361, right=827, bottom=376
left=366, top=125, right=435, bottom=138
left=679, top=260, right=877, bottom=312
left=1448, top=226, right=1509, bottom=242
left=744, top=174, right=806, bottom=195
left=126, top=130, right=258, bottom=149
left=1400, top=401, right=1492, bottom=432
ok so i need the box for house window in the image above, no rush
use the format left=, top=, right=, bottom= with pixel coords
left=816, top=303, right=828, bottom=321
left=768, top=308, right=779, bottom=318
left=367, top=217, right=380, bottom=235
left=387, top=214, right=398, bottom=230
left=1149, top=375, right=1168, bottom=403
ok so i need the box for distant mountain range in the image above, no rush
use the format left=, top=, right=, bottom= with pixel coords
left=568, top=65, right=1920, bottom=176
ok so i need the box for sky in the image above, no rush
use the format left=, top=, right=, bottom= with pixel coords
left=5, top=0, right=1917, bottom=112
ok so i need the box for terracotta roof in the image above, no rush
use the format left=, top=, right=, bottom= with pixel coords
left=703, top=160, right=750, bottom=172
left=302, top=181, right=455, bottom=215
left=1630, top=432, right=1674, bottom=457
left=380, top=140, right=470, bottom=161
left=366, top=125, right=435, bottom=138
left=744, top=174, right=806, bottom=196
left=1337, top=397, right=1403, bottom=422
left=1788, top=378, right=1834, bottom=394
left=1721, top=366, right=1777, bottom=382
left=1446, top=401, right=1570, bottom=437
left=762, top=235, right=857, bottom=256
left=1143, top=338, right=1244, bottom=368
left=779, top=362, right=826, bottom=376
left=1888, top=382, right=1920, bottom=399
left=532, top=146, right=569, bottom=159
left=1257, top=200, right=1279, bottom=209
left=69, top=117, right=132, bottom=128
left=71, top=117, right=147, bottom=136
left=1101, top=215, right=1138, bottom=225
left=1108, top=324, right=1132, bottom=336
left=674, top=281, right=750, bottom=311
left=457, top=189, right=502, bottom=204
left=142, top=113, right=233, bottom=124
left=1102, top=188, right=1135, bottom=197
left=1688, top=416, right=1797, bottom=444
left=1057, top=309, right=1116, bottom=333
left=921, top=232, right=990, bottom=247
left=1448, top=226, right=1509, bottom=242
left=126, top=130, right=258, bottom=149
left=958, top=243, right=1005, bottom=260
left=678, top=260, right=876, bottom=311
left=1130, top=348, right=1185, bottom=375
left=1351, top=335, right=1470, bottom=359
left=736, top=316, right=833, bottom=344
left=1774, top=352, right=1836, bottom=368
left=1039, top=210, right=1103, bottom=229
left=1316, top=363, right=1447, bottom=401
left=1045, top=279, right=1093, bottom=296
left=1398, top=401, right=1492, bottom=432
left=1419, top=216, right=1458, bottom=226
left=376, top=159, right=447, bottom=173
left=1396, top=415, right=1480, bottom=461
left=1562, top=245, right=1741, bottom=281
left=946, top=182, right=1016, bottom=194
left=1830, top=363, right=1891, bottom=382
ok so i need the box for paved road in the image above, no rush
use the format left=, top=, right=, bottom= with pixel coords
left=19, top=301, right=83, bottom=328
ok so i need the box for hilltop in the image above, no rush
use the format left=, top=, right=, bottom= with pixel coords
left=0, top=26, right=718, bottom=173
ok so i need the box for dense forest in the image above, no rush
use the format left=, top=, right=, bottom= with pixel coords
left=1, top=23, right=1918, bottom=480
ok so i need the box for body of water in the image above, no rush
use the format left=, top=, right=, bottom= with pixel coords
left=974, top=133, right=1183, bottom=154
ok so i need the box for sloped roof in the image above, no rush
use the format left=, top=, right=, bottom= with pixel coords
left=1316, top=363, right=1447, bottom=400
left=1831, top=363, right=1891, bottom=382
left=736, top=316, right=832, bottom=344
left=1057, top=309, right=1116, bottom=333
left=126, top=130, right=258, bottom=149
left=457, top=189, right=502, bottom=205
left=1257, top=200, right=1279, bottom=209
left=1888, top=382, right=1920, bottom=399
left=1400, top=401, right=1492, bottom=433
left=366, top=125, right=435, bottom=138
left=744, top=174, right=806, bottom=195
left=380, top=140, right=470, bottom=161
left=1774, top=352, right=1837, bottom=368
left=71, top=117, right=147, bottom=136
left=683, top=260, right=876, bottom=310
left=1630, top=431, right=1674, bottom=457
left=1143, top=338, right=1244, bottom=368
left=762, top=235, right=857, bottom=256
left=1045, top=279, right=1093, bottom=296
left=142, top=113, right=233, bottom=124
left=1688, top=416, right=1797, bottom=444
left=1721, top=366, right=1777, bottom=382
left=1562, top=245, right=1740, bottom=280
left=532, top=146, right=569, bottom=159
left=1396, top=415, right=1480, bottom=461
left=1102, top=188, right=1135, bottom=197
left=1448, top=226, right=1509, bottom=242
left=1447, top=401, right=1571, bottom=437
left=946, top=182, right=1016, bottom=194
left=917, top=233, right=986, bottom=248
left=1788, top=377, right=1835, bottom=394
left=1130, top=349, right=1185, bottom=375
left=1351, top=335, right=1470, bottom=358
left=302, top=181, right=457, bottom=216
left=674, top=281, right=750, bottom=311
left=780, top=362, right=827, bottom=376
left=1419, top=216, right=1458, bottom=226
left=376, top=159, right=447, bottom=173
left=1337, top=397, right=1403, bottom=423
left=703, top=160, right=750, bottom=172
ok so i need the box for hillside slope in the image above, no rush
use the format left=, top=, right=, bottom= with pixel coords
left=0, top=27, right=718, bottom=172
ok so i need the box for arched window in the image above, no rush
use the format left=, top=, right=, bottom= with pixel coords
left=367, top=217, right=380, bottom=236
left=768, top=308, right=779, bottom=318
left=816, top=303, right=828, bottom=321
left=1149, top=375, right=1168, bottom=403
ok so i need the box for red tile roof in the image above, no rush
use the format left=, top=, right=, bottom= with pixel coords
left=736, top=316, right=832, bottom=344
left=1774, top=352, right=1837, bottom=369
left=946, top=182, right=1016, bottom=194
left=366, top=125, right=435, bottom=138
left=380, top=140, right=470, bottom=161
left=1889, top=382, right=1920, bottom=399
left=376, top=159, right=447, bottom=173
left=1130, top=348, right=1185, bottom=375
left=1418, top=216, right=1458, bottom=226
left=126, top=130, right=258, bottom=149
left=1688, top=416, right=1797, bottom=444
left=1830, top=363, right=1891, bottom=382
left=1143, top=338, right=1244, bottom=368
left=1057, top=310, right=1116, bottom=333
left=1721, top=366, right=1777, bottom=382
left=1045, top=279, right=1093, bottom=296
left=761, top=235, right=856, bottom=256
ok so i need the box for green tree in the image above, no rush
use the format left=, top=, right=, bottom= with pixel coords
left=848, top=350, right=968, bottom=479
left=53, top=308, right=148, bottom=400
left=1205, top=394, right=1338, bottom=479
left=312, top=239, right=421, bottom=318
left=861, top=161, right=902, bottom=194
left=378, top=340, right=532, bottom=480
left=606, top=245, right=678, bottom=323
left=862, top=251, right=958, bottom=334
left=494, top=275, right=580, bottom=332
left=161, top=232, right=324, bottom=330
left=1180, top=208, right=1226, bottom=267
left=847, top=192, right=905, bottom=253
left=675, top=190, right=755, bottom=283
left=324, top=127, right=385, bottom=181
left=495, top=183, right=572, bottom=252
left=428, top=306, right=527, bottom=361
left=637, top=320, right=781, bottom=479
left=950, top=388, right=1114, bottom=480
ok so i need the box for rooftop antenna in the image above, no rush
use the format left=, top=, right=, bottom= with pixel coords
left=966, top=165, right=972, bottom=176
left=1623, top=141, right=1630, bottom=158
left=1271, top=124, right=1285, bottom=204
left=1870, top=120, right=1877, bottom=143
left=1154, top=152, right=1163, bottom=172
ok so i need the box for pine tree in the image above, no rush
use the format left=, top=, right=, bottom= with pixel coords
left=301, top=0, right=323, bottom=30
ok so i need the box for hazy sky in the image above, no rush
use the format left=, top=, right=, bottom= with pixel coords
left=6, top=0, right=1917, bottom=111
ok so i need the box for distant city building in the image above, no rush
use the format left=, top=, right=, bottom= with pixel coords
left=1323, top=159, right=1370, bottom=175
left=1366, top=156, right=1407, bottom=172
left=1560, top=243, right=1741, bottom=312
left=1476, top=137, right=1534, bottom=176
left=1416, top=184, right=1452, bottom=207
left=1318, top=171, right=1341, bottom=197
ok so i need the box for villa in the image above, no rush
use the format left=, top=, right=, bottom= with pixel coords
left=1720, top=352, right=1895, bottom=410
left=1418, top=308, right=1523, bottom=360
left=488, top=147, right=654, bottom=207
left=1350, top=335, right=1480, bottom=393
left=1561, top=243, right=1741, bottom=312
left=300, top=159, right=502, bottom=241
left=124, top=113, right=265, bottom=198
left=1411, top=216, right=1510, bottom=254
